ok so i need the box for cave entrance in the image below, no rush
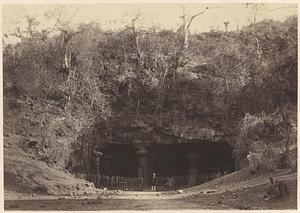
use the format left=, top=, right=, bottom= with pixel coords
left=150, top=142, right=235, bottom=182
left=150, top=144, right=189, bottom=176
left=102, top=144, right=138, bottom=177
left=97, top=142, right=235, bottom=189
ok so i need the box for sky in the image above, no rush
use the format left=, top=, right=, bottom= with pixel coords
left=3, top=3, right=297, bottom=43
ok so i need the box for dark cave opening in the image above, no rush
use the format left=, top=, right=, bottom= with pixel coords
left=150, top=142, right=235, bottom=177
left=100, top=142, right=235, bottom=178
left=102, top=144, right=138, bottom=177
left=150, top=144, right=189, bottom=176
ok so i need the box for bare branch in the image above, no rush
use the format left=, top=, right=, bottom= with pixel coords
left=177, top=4, right=185, bottom=10
left=186, top=6, right=222, bottom=31
left=259, top=6, right=297, bottom=11
left=66, top=8, right=79, bottom=25
left=186, top=9, right=206, bottom=30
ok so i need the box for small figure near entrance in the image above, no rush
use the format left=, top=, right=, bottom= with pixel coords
left=93, top=144, right=103, bottom=176
left=151, top=172, right=156, bottom=191
left=247, top=151, right=259, bottom=175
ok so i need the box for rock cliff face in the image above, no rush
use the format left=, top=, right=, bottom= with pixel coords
left=66, top=113, right=236, bottom=177
left=3, top=83, right=116, bottom=195
left=3, top=79, right=93, bottom=178
left=4, top=97, right=75, bottom=167
left=4, top=134, right=108, bottom=196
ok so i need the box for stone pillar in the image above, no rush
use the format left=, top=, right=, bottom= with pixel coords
left=102, top=155, right=112, bottom=176
left=187, top=152, right=198, bottom=186
left=136, top=147, right=148, bottom=187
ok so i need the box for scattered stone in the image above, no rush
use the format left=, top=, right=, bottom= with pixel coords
left=28, top=140, right=38, bottom=148
left=45, top=176, right=52, bottom=181
left=178, top=190, right=184, bottom=194
left=204, top=190, right=215, bottom=194
left=233, top=204, right=250, bottom=210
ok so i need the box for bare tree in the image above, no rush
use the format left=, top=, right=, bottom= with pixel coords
left=236, top=19, right=239, bottom=32
left=44, top=7, right=94, bottom=108
left=223, top=21, right=230, bottom=33
left=45, top=7, right=93, bottom=70
left=178, top=5, right=221, bottom=49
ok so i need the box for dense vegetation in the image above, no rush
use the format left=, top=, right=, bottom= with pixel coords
left=3, top=14, right=297, bottom=172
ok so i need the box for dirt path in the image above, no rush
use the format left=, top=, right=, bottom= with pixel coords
left=3, top=191, right=194, bottom=210
left=4, top=190, right=234, bottom=210
left=114, top=191, right=164, bottom=199
left=5, top=197, right=225, bottom=210
left=5, top=170, right=297, bottom=210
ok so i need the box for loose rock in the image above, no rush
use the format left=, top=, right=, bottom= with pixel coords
left=178, top=190, right=183, bottom=194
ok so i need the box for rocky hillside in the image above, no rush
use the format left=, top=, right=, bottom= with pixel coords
left=4, top=134, right=107, bottom=197
left=3, top=15, right=297, bottom=194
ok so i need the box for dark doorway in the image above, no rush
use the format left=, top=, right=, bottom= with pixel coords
left=103, top=144, right=138, bottom=177
left=151, top=142, right=235, bottom=176
left=150, top=144, right=189, bottom=176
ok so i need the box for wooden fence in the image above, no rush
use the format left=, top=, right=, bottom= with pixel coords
left=155, top=170, right=228, bottom=190
left=76, top=170, right=228, bottom=191
left=76, top=174, right=144, bottom=191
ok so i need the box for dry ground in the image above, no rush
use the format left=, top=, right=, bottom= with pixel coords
left=5, top=168, right=297, bottom=210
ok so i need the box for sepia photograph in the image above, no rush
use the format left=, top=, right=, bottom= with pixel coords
left=2, top=2, right=298, bottom=210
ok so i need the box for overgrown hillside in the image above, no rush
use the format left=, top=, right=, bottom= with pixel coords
left=3, top=14, right=297, bottom=193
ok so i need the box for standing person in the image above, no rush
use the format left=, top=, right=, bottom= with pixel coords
left=93, top=144, right=103, bottom=176
left=151, top=172, right=156, bottom=191
left=247, top=151, right=259, bottom=176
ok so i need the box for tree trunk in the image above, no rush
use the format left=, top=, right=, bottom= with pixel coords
left=182, top=16, right=189, bottom=50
